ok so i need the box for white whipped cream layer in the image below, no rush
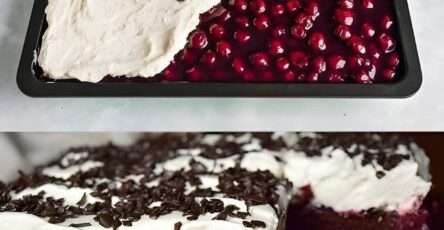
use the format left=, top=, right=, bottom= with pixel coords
left=0, top=207, right=279, bottom=230
left=155, top=151, right=283, bottom=177
left=39, top=0, right=218, bottom=82
left=13, top=184, right=102, bottom=207
left=283, top=146, right=432, bottom=214
left=42, top=160, right=104, bottom=179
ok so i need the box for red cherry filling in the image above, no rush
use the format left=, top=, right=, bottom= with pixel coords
left=162, top=0, right=401, bottom=83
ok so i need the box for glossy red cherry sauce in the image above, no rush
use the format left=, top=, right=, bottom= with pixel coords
left=162, top=0, right=402, bottom=83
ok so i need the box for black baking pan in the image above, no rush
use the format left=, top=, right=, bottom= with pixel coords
left=16, top=0, right=422, bottom=98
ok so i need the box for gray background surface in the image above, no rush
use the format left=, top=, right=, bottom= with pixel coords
left=0, top=0, right=443, bottom=131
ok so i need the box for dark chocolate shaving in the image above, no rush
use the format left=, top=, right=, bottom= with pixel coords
left=69, top=223, right=92, bottom=227
left=243, top=220, right=267, bottom=228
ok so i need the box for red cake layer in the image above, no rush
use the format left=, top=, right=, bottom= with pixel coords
left=287, top=204, right=430, bottom=230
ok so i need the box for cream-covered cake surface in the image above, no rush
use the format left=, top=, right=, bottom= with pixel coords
left=38, top=0, right=218, bottom=82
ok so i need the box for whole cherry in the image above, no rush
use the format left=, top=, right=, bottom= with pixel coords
left=386, top=52, right=400, bottom=68
left=328, top=55, right=347, bottom=70
left=286, top=0, right=302, bottom=13
left=200, top=50, right=217, bottom=67
left=209, top=24, right=225, bottom=40
left=216, top=41, right=232, bottom=58
left=186, top=66, right=204, bottom=81
left=268, top=39, right=286, bottom=56
left=308, top=32, right=327, bottom=51
left=305, top=1, right=320, bottom=19
left=249, top=52, right=270, bottom=69
left=335, top=25, right=352, bottom=40
left=291, top=24, right=307, bottom=39
left=311, top=56, right=327, bottom=73
left=282, top=70, right=297, bottom=81
left=377, top=33, right=396, bottom=53
left=290, top=51, right=309, bottom=69
left=306, top=72, right=320, bottom=82
left=234, top=30, right=252, bottom=43
left=249, top=0, right=267, bottom=14
left=348, top=36, right=367, bottom=54
left=362, top=0, right=375, bottom=9
left=335, top=9, right=354, bottom=26
left=232, top=58, right=247, bottom=74
left=382, top=69, right=396, bottom=81
left=270, top=4, right=286, bottom=17
left=381, top=15, right=394, bottom=30
left=275, top=57, right=291, bottom=72
left=189, top=31, right=208, bottom=50
left=353, top=70, right=372, bottom=83
left=253, top=15, right=270, bottom=30
left=229, top=0, right=248, bottom=12
left=338, top=0, right=354, bottom=9
left=361, top=22, right=376, bottom=38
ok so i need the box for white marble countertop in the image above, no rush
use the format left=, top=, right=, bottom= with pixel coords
left=0, top=0, right=443, bottom=131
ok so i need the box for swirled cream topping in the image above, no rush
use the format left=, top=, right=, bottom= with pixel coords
left=39, top=0, right=218, bottom=82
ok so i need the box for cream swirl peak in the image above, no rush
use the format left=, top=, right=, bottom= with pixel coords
left=38, top=0, right=219, bottom=82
